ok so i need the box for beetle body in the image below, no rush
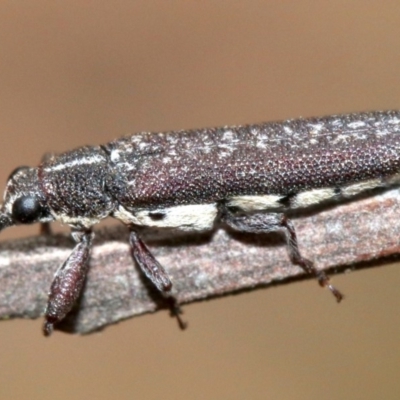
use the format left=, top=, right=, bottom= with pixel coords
left=2, top=110, right=400, bottom=334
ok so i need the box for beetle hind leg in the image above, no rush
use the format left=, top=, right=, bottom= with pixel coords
left=221, top=208, right=343, bottom=302
left=280, top=215, right=343, bottom=302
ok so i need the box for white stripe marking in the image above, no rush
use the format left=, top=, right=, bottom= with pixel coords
left=341, top=179, right=381, bottom=197
left=292, top=188, right=336, bottom=208
left=227, top=195, right=284, bottom=211
left=44, top=155, right=104, bottom=172
left=114, top=203, right=218, bottom=231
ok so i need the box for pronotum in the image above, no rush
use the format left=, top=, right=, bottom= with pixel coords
left=1, top=110, right=399, bottom=335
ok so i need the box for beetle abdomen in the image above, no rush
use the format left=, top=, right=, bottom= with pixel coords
left=105, top=111, right=400, bottom=210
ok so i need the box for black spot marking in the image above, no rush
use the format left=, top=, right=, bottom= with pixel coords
left=148, top=211, right=166, bottom=221
left=334, top=187, right=342, bottom=195
left=278, top=192, right=296, bottom=207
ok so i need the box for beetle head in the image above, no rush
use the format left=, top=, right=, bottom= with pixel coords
left=0, top=166, right=53, bottom=231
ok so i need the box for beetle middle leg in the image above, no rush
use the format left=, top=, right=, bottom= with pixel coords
left=129, top=229, right=187, bottom=329
left=221, top=208, right=343, bottom=302
left=129, top=230, right=172, bottom=292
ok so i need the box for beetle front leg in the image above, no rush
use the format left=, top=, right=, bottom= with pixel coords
left=43, top=230, right=93, bottom=336
left=222, top=209, right=343, bottom=302
left=39, top=222, right=52, bottom=236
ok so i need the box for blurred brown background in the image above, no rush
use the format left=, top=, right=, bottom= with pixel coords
left=0, top=1, right=400, bottom=399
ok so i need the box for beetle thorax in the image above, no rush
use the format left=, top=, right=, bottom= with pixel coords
left=39, top=146, right=115, bottom=228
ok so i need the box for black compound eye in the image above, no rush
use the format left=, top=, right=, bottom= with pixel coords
left=12, top=195, right=43, bottom=223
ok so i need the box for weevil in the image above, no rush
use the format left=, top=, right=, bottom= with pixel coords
left=2, top=110, right=400, bottom=335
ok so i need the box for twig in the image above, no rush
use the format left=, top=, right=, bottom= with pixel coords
left=0, top=189, right=399, bottom=334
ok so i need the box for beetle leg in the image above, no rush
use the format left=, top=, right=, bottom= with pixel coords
left=222, top=209, right=343, bottom=302
left=129, top=230, right=188, bottom=329
left=43, top=230, right=93, bottom=336
left=129, top=230, right=172, bottom=293
left=166, top=296, right=187, bottom=330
